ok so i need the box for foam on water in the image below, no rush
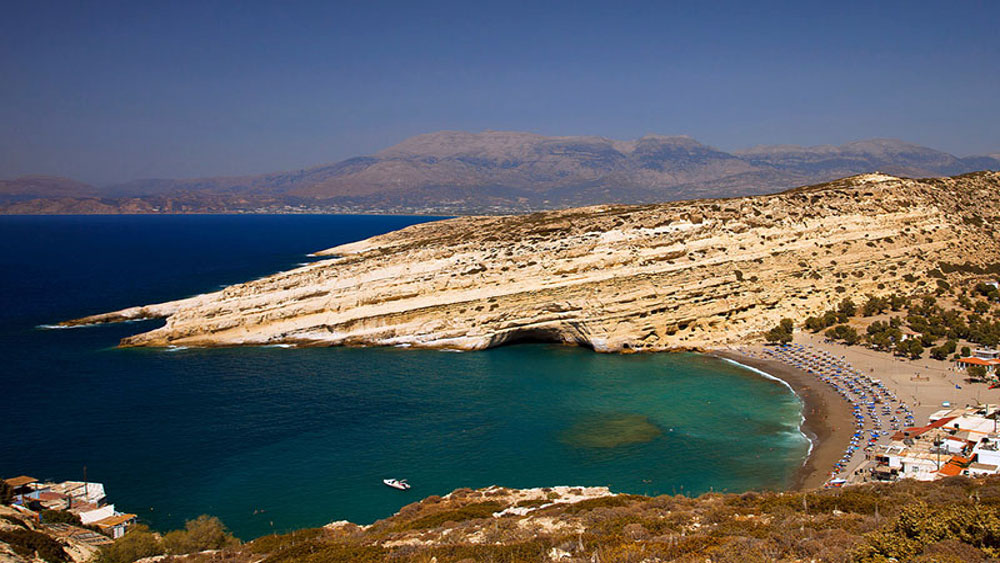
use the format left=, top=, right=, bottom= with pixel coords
left=720, top=356, right=814, bottom=457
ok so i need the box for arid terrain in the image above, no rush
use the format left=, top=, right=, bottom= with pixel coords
left=8, top=477, right=1000, bottom=562
left=64, top=171, right=1000, bottom=354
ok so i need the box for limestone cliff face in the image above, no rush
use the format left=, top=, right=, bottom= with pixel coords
left=66, top=172, right=1000, bottom=352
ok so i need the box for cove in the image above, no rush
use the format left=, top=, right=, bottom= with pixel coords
left=0, top=215, right=809, bottom=539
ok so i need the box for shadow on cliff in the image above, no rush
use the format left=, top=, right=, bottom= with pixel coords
left=488, top=326, right=596, bottom=351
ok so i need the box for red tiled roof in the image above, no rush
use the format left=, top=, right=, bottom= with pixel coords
left=892, top=417, right=957, bottom=441
left=958, top=357, right=1000, bottom=366
left=950, top=455, right=974, bottom=466
left=939, top=463, right=963, bottom=477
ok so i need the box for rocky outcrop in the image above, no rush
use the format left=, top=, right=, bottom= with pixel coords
left=0, top=505, right=100, bottom=563
left=64, top=171, right=1000, bottom=352
left=241, top=477, right=1000, bottom=562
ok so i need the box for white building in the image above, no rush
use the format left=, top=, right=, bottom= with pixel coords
left=974, top=349, right=1000, bottom=360
left=79, top=505, right=116, bottom=525
left=973, top=436, right=1000, bottom=467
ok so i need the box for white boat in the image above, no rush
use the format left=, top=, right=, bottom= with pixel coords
left=383, top=478, right=410, bottom=490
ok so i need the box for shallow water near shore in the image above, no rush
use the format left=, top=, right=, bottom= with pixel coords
left=0, top=215, right=809, bottom=539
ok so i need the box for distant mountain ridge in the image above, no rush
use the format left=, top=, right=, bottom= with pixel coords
left=2, top=132, right=997, bottom=214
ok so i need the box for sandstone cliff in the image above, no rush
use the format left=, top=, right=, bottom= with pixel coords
left=65, top=171, right=1000, bottom=352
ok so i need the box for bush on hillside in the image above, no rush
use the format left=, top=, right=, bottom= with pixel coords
left=94, top=525, right=164, bottom=563
left=0, top=529, right=68, bottom=563
left=40, top=509, right=82, bottom=526
left=162, top=515, right=239, bottom=554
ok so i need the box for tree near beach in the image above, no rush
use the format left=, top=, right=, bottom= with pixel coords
left=862, top=295, right=888, bottom=316
left=838, top=298, right=857, bottom=317
left=968, top=365, right=988, bottom=381
left=765, top=319, right=794, bottom=344
left=825, top=324, right=860, bottom=345
left=898, top=339, right=924, bottom=359
left=930, top=339, right=957, bottom=361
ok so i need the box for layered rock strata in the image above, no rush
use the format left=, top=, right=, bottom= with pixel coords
left=65, top=172, right=1000, bottom=352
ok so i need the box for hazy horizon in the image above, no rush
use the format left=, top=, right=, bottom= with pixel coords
left=2, top=0, right=998, bottom=184
left=4, top=131, right=998, bottom=187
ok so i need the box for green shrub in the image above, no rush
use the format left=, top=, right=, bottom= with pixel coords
left=395, top=501, right=503, bottom=530
left=765, top=318, right=794, bottom=344
left=968, top=365, right=988, bottom=380
left=423, top=541, right=546, bottom=562
left=40, top=509, right=82, bottom=526
left=263, top=541, right=387, bottom=563
left=855, top=502, right=1000, bottom=561
left=247, top=528, right=324, bottom=554
left=161, top=515, right=239, bottom=554
left=94, top=525, right=164, bottom=563
left=825, top=324, right=860, bottom=345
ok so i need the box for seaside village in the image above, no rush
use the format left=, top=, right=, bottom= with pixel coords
left=751, top=343, right=1000, bottom=487
left=0, top=475, right=135, bottom=546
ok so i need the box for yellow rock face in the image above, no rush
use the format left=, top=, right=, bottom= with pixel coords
left=66, top=172, right=1000, bottom=352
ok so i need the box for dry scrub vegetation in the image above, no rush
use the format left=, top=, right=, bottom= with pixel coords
left=88, top=476, right=1000, bottom=562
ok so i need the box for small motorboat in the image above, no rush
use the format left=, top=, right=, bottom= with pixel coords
left=383, top=478, right=410, bottom=490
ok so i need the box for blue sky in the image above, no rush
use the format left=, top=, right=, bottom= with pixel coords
left=1, top=0, right=997, bottom=184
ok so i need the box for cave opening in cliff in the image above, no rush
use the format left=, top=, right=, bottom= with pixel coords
left=495, top=328, right=594, bottom=350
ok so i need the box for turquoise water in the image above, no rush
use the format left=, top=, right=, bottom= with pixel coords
left=0, top=215, right=809, bottom=539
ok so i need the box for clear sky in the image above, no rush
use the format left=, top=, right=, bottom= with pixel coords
left=1, top=0, right=997, bottom=184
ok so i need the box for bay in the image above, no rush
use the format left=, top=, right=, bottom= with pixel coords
left=0, top=215, right=809, bottom=539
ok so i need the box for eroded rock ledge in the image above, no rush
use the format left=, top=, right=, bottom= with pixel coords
left=64, top=171, right=1000, bottom=352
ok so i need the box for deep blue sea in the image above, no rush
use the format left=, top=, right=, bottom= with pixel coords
left=0, top=215, right=809, bottom=539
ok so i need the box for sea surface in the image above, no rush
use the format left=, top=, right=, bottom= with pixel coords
left=0, top=215, right=810, bottom=539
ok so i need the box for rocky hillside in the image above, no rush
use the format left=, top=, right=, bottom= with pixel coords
left=64, top=171, right=1000, bottom=353
left=0, top=505, right=99, bottom=563
left=5, top=133, right=998, bottom=214
left=85, top=477, right=1000, bottom=562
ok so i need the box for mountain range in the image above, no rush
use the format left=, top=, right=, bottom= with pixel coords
left=2, top=131, right=998, bottom=214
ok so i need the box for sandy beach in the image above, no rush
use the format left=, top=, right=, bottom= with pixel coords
left=712, top=350, right=857, bottom=490
left=714, top=329, right=1000, bottom=493
left=797, top=332, right=993, bottom=423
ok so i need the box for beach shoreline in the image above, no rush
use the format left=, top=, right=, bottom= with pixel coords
left=711, top=349, right=856, bottom=491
